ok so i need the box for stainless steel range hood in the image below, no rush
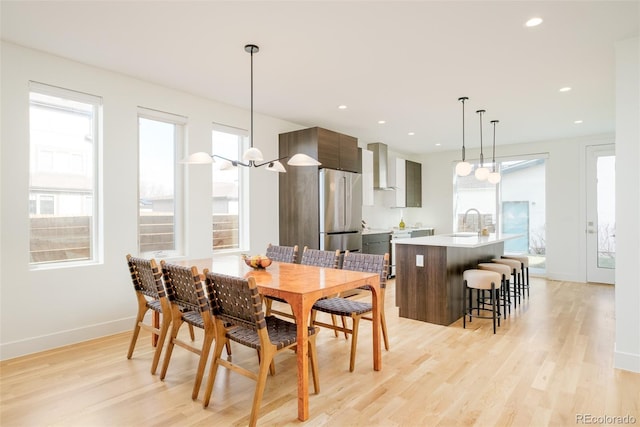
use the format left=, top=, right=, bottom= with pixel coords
left=367, top=142, right=393, bottom=190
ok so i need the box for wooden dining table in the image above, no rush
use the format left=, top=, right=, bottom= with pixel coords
left=181, top=254, right=382, bottom=422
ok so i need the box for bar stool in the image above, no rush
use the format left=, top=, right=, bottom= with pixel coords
left=477, top=262, right=512, bottom=315
left=462, top=269, right=503, bottom=334
left=491, top=258, right=522, bottom=306
left=502, top=255, right=530, bottom=298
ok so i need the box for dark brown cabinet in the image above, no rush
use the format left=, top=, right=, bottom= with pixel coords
left=278, top=127, right=359, bottom=250
left=405, top=160, right=422, bottom=208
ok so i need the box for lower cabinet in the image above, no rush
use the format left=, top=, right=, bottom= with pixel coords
left=362, top=232, right=391, bottom=276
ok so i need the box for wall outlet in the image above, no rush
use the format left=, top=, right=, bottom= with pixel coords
left=416, top=254, right=424, bottom=267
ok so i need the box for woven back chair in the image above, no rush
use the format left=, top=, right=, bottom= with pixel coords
left=125, top=254, right=171, bottom=374
left=263, top=244, right=298, bottom=318
left=311, top=251, right=390, bottom=372
left=301, top=247, right=340, bottom=268
left=159, top=261, right=227, bottom=401
left=202, top=270, right=319, bottom=427
left=265, top=243, right=298, bottom=263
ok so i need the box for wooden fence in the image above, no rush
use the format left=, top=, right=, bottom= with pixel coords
left=30, top=214, right=239, bottom=263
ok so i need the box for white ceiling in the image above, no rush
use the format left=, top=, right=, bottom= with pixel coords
left=1, top=1, right=638, bottom=155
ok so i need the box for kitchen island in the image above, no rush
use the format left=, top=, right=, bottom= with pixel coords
left=393, top=233, right=519, bottom=326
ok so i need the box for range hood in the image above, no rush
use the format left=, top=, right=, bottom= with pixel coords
left=367, top=142, right=393, bottom=190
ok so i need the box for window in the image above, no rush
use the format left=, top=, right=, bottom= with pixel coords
left=454, top=156, right=547, bottom=273
left=211, top=124, right=247, bottom=251
left=28, top=82, right=101, bottom=266
left=138, top=108, right=186, bottom=257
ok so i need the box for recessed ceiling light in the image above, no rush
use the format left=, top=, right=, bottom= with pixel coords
left=559, top=87, right=572, bottom=92
left=378, top=120, right=386, bottom=124
left=574, top=120, right=583, bottom=124
left=338, top=105, right=347, bottom=110
left=435, top=143, right=441, bottom=147
left=408, top=132, right=415, bottom=136
left=525, top=17, right=543, bottom=27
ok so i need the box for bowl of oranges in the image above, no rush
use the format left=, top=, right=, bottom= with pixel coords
left=242, top=254, right=272, bottom=269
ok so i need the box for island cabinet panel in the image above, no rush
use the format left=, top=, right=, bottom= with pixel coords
left=395, top=241, right=504, bottom=326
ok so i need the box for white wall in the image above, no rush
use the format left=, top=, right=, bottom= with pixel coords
left=614, top=37, right=640, bottom=372
left=0, top=42, right=303, bottom=360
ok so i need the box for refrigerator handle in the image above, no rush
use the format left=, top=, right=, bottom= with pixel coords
left=343, top=175, right=347, bottom=229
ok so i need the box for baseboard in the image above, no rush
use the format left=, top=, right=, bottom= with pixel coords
left=0, top=317, right=133, bottom=361
left=614, top=345, right=640, bottom=373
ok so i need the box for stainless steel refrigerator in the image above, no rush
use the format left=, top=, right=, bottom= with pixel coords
left=319, top=168, right=362, bottom=253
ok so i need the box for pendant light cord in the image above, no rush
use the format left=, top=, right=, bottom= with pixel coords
left=458, top=97, right=468, bottom=161
left=491, top=120, right=499, bottom=172
left=477, top=109, right=486, bottom=167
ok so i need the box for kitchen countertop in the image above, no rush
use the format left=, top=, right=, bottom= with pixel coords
left=362, top=227, right=434, bottom=236
left=392, top=232, right=520, bottom=248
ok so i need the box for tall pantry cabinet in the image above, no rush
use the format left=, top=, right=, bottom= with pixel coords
left=278, top=127, right=360, bottom=251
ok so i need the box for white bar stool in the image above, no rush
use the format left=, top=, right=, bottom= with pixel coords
left=502, top=255, right=530, bottom=298
left=462, top=269, right=503, bottom=334
left=478, top=262, right=512, bottom=315
left=491, top=258, right=522, bottom=306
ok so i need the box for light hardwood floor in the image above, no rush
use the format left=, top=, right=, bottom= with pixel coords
left=1, top=278, right=638, bottom=426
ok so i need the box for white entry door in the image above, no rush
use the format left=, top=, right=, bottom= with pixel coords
left=586, top=144, right=615, bottom=284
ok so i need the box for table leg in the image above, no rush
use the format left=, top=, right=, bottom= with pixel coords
left=152, top=311, right=159, bottom=347
left=289, top=296, right=312, bottom=421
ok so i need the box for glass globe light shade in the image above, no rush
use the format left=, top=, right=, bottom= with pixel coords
left=265, top=161, right=286, bottom=173
left=487, top=171, right=501, bottom=184
left=475, top=166, right=490, bottom=181
left=455, top=161, right=472, bottom=176
left=181, top=152, right=213, bottom=164
left=287, top=153, right=321, bottom=166
left=242, top=147, right=264, bottom=162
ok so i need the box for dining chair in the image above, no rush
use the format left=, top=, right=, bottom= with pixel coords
left=263, top=244, right=298, bottom=318
left=311, top=251, right=390, bottom=372
left=125, top=254, right=171, bottom=374
left=159, top=261, right=229, bottom=401
left=202, top=270, right=319, bottom=427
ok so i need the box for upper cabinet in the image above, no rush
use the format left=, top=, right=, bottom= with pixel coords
left=315, top=128, right=360, bottom=172
left=388, top=157, right=422, bottom=208
left=280, top=127, right=359, bottom=173
left=405, top=160, right=422, bottom=207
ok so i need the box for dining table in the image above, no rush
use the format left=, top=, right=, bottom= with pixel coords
left=180, top=254, right=383, bottom=422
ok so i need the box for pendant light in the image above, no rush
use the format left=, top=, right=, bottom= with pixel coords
left=455, top=97, right=472, bottom=176
left=182, top=44, right=320, bottom=171
left=487, top=120, right=501, bottom=184
left=474, top=109, right=490, bottom=181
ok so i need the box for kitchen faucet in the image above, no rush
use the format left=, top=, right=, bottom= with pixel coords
left=463, top=208, right=482, bottom=234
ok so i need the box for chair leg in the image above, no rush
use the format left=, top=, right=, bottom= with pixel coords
left=192, top=328, right=215, bottom=400
left=341, top=316, right=349, bottom=339
left=159, top=316, right=183, bottom=380
left=463, top=280, right=467, bottom=329
left=381, top=310, right=390, bottom=351
left=151, top=313, right=171, bottom=375
left=330, top=314, right=339, bottom=337
left=249, top=349, right=273, bottom=427
left=127, top=302, right=147, bottom=359
left=188, top=324, right=196, bottom=341
left=349, top=315, right=361, bottom=372
left=202, top=329, right=228, bottom=408
left=492, top=284, right=497, bottom=334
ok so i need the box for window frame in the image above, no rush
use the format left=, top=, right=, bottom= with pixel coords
left=137, top=107, right=187, bottom=258
left=28, top=81, right=102, bottom=269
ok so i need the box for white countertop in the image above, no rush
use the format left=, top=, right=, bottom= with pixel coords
left=362, top=227, right=434, bottom=236
left=392, top=232, right=521, bottom=248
